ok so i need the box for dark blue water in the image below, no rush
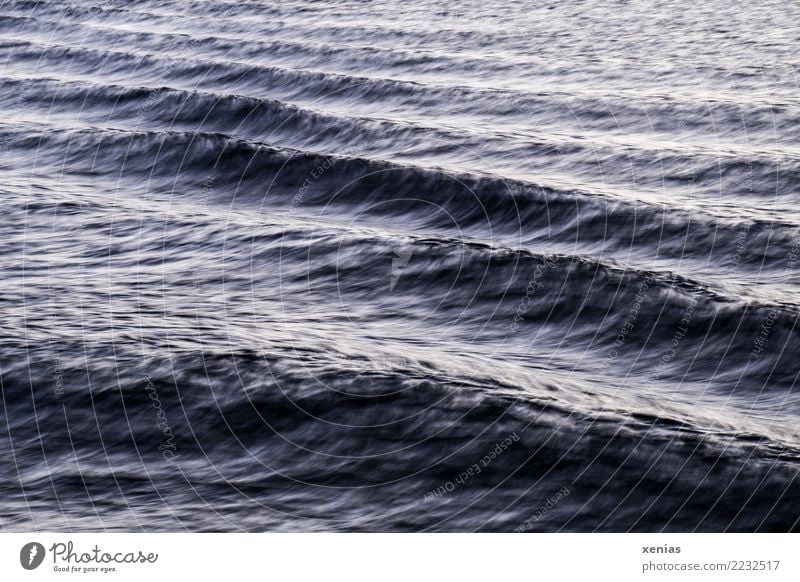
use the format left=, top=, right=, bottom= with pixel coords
left=1, top=0, right=800, bottom=532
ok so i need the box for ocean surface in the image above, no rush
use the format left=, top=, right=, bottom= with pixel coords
left=1, top=0, right=800, bottom=532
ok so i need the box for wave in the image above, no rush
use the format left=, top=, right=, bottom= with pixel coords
left=2, top=0, right=799, bottom=533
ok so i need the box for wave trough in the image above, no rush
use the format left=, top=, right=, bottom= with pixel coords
left=1, top=0, right=800, bottom=532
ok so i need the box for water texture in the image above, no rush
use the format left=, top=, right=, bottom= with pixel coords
left=1, top=0, right=800, bottom=532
